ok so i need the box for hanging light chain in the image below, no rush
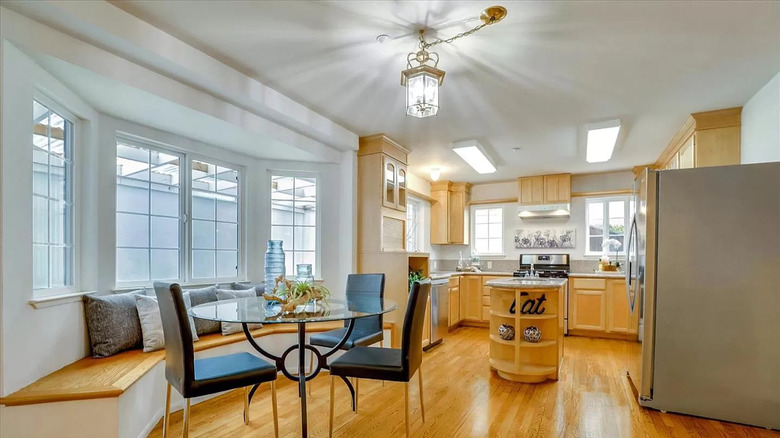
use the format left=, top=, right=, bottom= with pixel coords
left=421, top=21, right=492, bottom=49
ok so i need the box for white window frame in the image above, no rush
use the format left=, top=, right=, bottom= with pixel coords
left=188, top=155, right=244, bottom=283
left=32, top=94, right=80, bottom=298
left=114, top=134, right=245, bottom=288
left=584, top=196, right=633, bottom=257
left=269, top=171, right=321, bottom=278
left=472, top=206, right=504, bottom=256
left=406, top=197, right=425, bottom=253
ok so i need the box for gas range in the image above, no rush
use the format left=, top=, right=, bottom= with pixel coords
left=513, top=254, right=570, bottom=278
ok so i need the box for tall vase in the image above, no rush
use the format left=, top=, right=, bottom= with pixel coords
left=264, top=240, right=286, bottom=293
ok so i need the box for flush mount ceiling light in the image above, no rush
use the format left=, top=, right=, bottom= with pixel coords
left=586, top=119, right=621, bottom=163
left=452, top=140, right=496, bottom=174
left=401, top=6, right=507, bottom=118
left=430, top=167, right=441, bottom=181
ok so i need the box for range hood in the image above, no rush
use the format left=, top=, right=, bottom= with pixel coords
left=517, top=203, right=570, bottom=219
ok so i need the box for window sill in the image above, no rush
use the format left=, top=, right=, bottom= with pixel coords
left=475, top=254, right=507, bottom=260
left=29, top=290, right=96, bottom=309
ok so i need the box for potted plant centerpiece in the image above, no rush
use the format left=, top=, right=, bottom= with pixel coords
left=263, top=275, right=331, bottom=316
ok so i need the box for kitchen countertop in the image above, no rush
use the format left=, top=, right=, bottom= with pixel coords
left=484, top=278, right=568, bottom=289
left=568, top=272, right=625, bottom=278
left=429, top=271, right=515, bottom=279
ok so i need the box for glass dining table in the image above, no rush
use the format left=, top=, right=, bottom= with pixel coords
left=190, top=296, right=398, bottom=438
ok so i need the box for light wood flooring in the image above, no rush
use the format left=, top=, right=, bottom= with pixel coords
left=148, top=327, right=778, bottom=438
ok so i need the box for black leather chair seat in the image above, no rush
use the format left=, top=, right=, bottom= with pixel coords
left=189, top=352, right=277, bottom=397
left=329, top=347, right=412, bottom=382
left=310, top=328, right=383, bottom=349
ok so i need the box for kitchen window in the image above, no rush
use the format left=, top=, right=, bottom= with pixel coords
left=33, top=99, right=75, bottom=292
left=585, top=196, right=634, bottom=256
left=270, top=174, right=318, bottom=276
left=473, top=207, right=503, bottom=255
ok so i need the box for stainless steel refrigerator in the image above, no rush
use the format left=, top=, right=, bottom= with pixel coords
left=626, top=162, right=780, bottom=430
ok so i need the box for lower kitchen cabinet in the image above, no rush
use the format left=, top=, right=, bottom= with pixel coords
left=463, top=276, right=483, bottom=322
left=449, top=286, right=460, bottom=327
left=570, top=277, right=638, bottom=339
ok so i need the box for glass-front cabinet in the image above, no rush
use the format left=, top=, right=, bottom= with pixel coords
left=382, top=155, right=406, bottom=212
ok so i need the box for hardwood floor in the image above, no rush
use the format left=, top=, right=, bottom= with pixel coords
left=148, top=327, right=778, bottom=438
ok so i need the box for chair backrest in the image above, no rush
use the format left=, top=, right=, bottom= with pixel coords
left=154, top=282, right=195, bottom=396
left=401, top=279, right=431, bottom=379
left=344, top=273, right=385, bottom=335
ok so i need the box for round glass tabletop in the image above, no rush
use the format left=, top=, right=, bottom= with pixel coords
left=189, top=297, right=398, bottom=324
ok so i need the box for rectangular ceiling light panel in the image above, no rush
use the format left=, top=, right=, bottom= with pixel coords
left=586, top=119, right=621, bottom=163
left=452, top=140, right=496, bottom=174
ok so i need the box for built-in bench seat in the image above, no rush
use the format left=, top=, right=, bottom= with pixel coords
left=1, top=321, right=393, bottom=407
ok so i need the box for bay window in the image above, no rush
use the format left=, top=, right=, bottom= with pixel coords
left=270, top=175, right=318, bottom=276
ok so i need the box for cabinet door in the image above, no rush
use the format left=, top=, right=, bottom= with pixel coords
left=607, top=279, right=638, bottom=334
left=382, top=157, right=397, bottom=209
left=464, top=276, right=483, bottom=321
left=571, top=288, right=606, bottom=331
left=430, top=189, right=449, bottom=244
left=544, top=175, right=561, bottom=203
left=518, top=176, right=544, bottom=205
left=396, top=165, right=407, bottom=211
left=449, top=287, right=460, bottom=327
left=448, top=190, right=467, bottom=244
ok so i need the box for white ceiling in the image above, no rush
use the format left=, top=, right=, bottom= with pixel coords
left=111, top=1, right=780, bottom=182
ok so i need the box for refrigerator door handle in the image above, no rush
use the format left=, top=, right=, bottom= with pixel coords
left=627, top=217, right=638, bottom=314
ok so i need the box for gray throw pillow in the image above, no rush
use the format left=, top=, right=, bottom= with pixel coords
left=216, top=288, right=263, bottom=335
left=83, top=291, right=144, bottom=358
left=231, top=282, right=266, bottom=296
left=135, top=293, right=199, bottom=353
left=184, top=285, right=221, bottom=336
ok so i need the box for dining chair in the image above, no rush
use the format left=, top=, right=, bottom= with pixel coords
left=154, top=282, right=279, bottom=438
left=309, top=274, right=385, bottom=398
left=327, top=279, right=430, bottom=438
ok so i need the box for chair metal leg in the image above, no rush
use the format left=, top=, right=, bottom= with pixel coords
left=243, top=386, right=249, bottom=425
left=182, top=398, right=191, bottom=438
left=404, top=382, right=410, bottom=438
left=271, top=381, right=279, bottom=438
left=354, top=378, right=359, bottom=413
left=329, top=376, right=335, bottom=438
left=418, top=366, right=425, bottom=423
left=163, top=383, right=171, bottom=438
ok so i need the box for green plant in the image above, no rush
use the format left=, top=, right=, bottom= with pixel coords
left=409, top=268, right=426, bottom=291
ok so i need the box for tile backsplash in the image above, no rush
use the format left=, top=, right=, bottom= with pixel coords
left=431, top=258, right=615, bottom=273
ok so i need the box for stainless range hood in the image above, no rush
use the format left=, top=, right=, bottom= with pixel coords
left=517, top=203, right=570, bottom=219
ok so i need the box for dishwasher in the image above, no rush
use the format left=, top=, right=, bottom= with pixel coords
left=423, top=278, right=449, bottom=351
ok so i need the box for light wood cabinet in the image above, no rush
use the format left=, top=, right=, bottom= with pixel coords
left=570, top=277, right=638, bottom=339
left=518, top=176, right=544, bottom=205
left=449, top=286, right=460, bottom=327
left=430, top=181, right=470, bottom=245
left=655, top=107, right=741, bottom=171
left=462, top=276, right=483, bottom=322
left=518, top=174, right=571, bottom=206
left=381, top=155, right=407, bottom=212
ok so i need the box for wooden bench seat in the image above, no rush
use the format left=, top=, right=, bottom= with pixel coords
left=1, top=321, right=392, bottom=407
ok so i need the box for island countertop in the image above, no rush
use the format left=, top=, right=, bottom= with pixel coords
left=485, top=278, right=567, bottom=289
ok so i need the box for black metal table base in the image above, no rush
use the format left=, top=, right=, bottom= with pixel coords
left=242, top=320, right=356, bottom=437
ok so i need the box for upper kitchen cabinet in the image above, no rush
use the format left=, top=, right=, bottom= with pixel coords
left=518, top=173, right=571, bottom=206
left=358, top=134, right=411, bottom=253
left=431, top=181, right=471, bottom=245
left=656, top=107, right=741, bottom=170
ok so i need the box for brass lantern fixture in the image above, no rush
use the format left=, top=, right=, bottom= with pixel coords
left=400, top=6, right=507, bottom=118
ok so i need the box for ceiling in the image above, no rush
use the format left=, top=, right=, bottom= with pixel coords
left=111, top=1, right=780, bottom=182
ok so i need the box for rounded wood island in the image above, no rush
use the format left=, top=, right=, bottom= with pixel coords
left=484, top=278, right=566, bottom=383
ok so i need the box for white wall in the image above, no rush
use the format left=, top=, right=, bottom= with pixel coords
left=742, top=72, right=780, bottom=164
left=433, top=171, right=635, bottom=261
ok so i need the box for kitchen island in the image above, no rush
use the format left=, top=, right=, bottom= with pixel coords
left=485, top=278, right=567, bottom=383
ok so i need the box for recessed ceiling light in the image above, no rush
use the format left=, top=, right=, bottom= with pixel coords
left=452, top=140, right=496, bottom=174
left=512, top=147, right=522, bottom=152
left=376, top=34, right=391, bottom=44
left=586, top=119, right=621, bottom=163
